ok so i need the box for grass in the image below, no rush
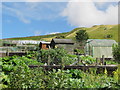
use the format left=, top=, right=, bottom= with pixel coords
left=87, top=25, right=118, bottom=41
left=4, top=24, right=118, bottom=42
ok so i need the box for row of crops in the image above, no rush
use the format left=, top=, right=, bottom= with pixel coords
left=1, top=47, right=120, bottom=88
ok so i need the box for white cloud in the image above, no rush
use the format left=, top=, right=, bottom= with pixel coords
left=2, top=2, right=65, bottom=23
left=48, top=32, right=60, bottom=34
left=61, top=0, right=118, bottom=27
left=25, top=0, right=43, bottom=2
left=2, top=0, right=119, bottom=26
left=34, top=31, right=41, bottom=36
left=3, top=4, right=31, bottom=23
left=2, top=0, right=120, bottom=2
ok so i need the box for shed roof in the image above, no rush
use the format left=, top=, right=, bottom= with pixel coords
left=40, top=41, right=50, bottom=44
left=51, top=39, right=74, bottom=44
left=87, top=39, right=117, bottom=47
left=3, top=41, right=12, bottom=44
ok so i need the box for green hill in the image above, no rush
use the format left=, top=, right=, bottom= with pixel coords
left=4, top=24, right=118, bottom=42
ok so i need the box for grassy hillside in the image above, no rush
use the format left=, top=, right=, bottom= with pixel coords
left=66, top=24, right=118, bottom=42
left=4, top=24, right=118, bottom=42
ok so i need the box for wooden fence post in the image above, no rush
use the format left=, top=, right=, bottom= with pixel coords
left=102, top=55, right=105, bottom=65
left=47, top=55, right=50, bottom=65
left=96, top=58, right=98, bottom=65
left=6, top=49, right=9, bottom=56
left=61, top=57, right=64, bottom=70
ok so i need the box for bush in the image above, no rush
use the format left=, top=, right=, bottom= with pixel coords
left=55, top=35, right=65, bottom=39
left=80, top=55, right=96, bottom=65
left=37, top=48, right=77, bottom=65
left=105, top=34, right=113, bottom=38
left=2, top=54, right=120, bottom=88
left=8, top=69, right=120, bottom=88
left=74, top=48, right=84, bottom=54
left=112, top=44, right=120, bottom=63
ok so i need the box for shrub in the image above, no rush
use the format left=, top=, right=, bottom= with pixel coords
left=112, top=44, right=120, bottom=63
left=105, top=34, right=113, bottom=38
left=80, top=55, right=96, bottom=65
left=37, top=48, right=76, bottom=65
left=55, top=35, right=65, bottom=39
left=74, top=48, right=84, bottom=54
left=8, top=68, right=119, bottom=88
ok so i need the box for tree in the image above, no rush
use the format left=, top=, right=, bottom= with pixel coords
left=75, top=30, right=89, bottom=43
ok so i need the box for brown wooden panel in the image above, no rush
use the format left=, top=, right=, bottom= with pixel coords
left=42, top=44, right=49, bottom=49
left=0, top=53, right=7, bottom=57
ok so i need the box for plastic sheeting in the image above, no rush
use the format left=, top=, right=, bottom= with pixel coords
left=85, top=39, right=117, bottom=58
left=93, top=47, right=113, bottom=58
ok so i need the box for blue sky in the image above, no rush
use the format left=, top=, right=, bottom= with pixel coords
left=2, top=1, right=118, bottom=39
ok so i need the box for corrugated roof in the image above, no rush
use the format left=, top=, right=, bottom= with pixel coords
left=52, top=39, right=74, bottom=44
left=87, top=39, right=117, bottom=47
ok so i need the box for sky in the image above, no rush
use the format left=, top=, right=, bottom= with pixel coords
left=1, top=0, right=119, bottom=39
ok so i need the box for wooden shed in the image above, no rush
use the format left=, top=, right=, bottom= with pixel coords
left=84, top=39, right=117, bottom=58
left=50, top=39, right=74, bottom=54
left=39, top=42, right=50, bottom=50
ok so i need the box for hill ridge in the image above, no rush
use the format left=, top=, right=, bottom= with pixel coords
left=4, top=24, right=118, bottom=42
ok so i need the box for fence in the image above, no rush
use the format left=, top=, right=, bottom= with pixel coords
left=29, top=65, right=118, bottom=75
left=0, top=51, right=27, bottom=57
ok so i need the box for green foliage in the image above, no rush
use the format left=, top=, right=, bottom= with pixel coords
left=2, top=54, right=120, bottom=88
left=113, top=69, right=119, bottom=83
left=1, top=55, right=44, bottom=89
left=106, top=60, right=118, bottom=65
left=113, top=65, right=120, bottom=86
left=67, top=69, right=115, bottom=88
left=7, top=68, right=120, bottom=88
left=75, top=30, right=89, bottom=42
left=55, top=35, right=65, bottom=39
left=80, top=55, right=96, bottom=65
left=112, top=44, right=120, bottom=63
left=105, top=34, right=113, bottom=38
left=37, top=48, right=76, bottom=65
left=1, top=47, right=120, bottom=88
left=26, top=51, right=39, bottom=59
left=74, top=48, right=84, bottom=54
left=8, top=67, right=45, bottom=88
left=2, top=55, right=42, bottom=72
left=0, top=72, right=9, bottom=88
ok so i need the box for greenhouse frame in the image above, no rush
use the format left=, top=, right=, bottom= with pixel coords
left=84, top=39, right=117, bottom=58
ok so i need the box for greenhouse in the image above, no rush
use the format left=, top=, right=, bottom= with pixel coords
left=84, top=39, right=117, bottom=58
